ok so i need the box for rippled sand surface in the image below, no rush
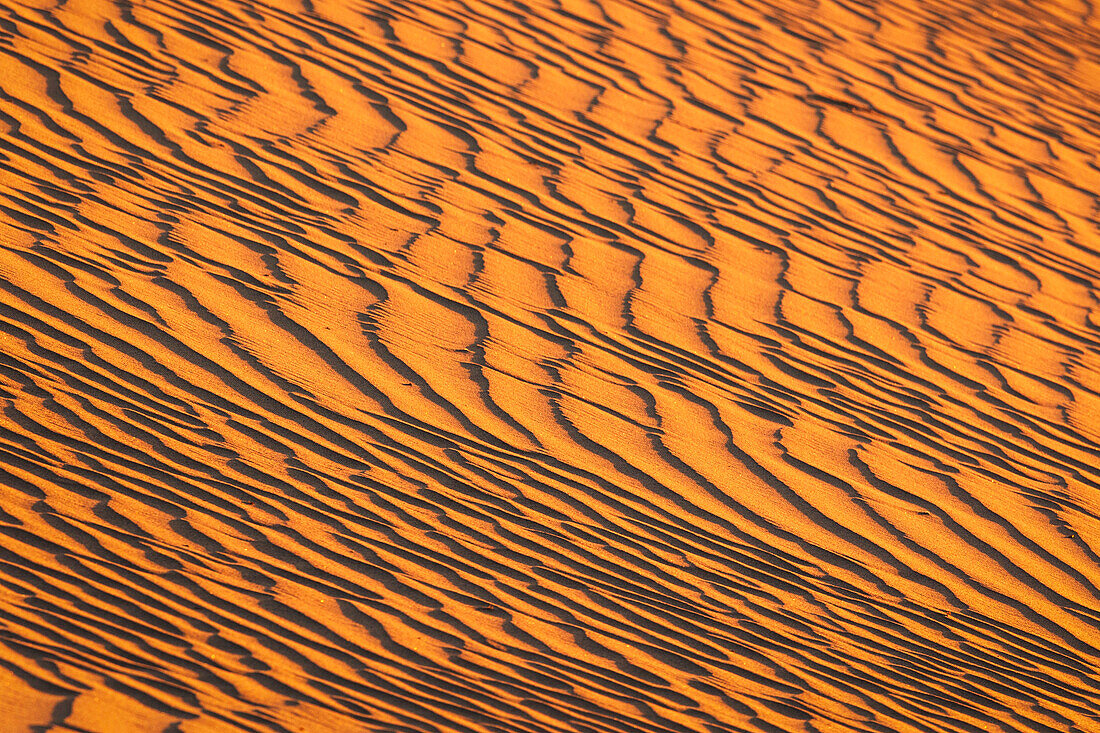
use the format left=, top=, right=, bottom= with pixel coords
left=1, top=0, right=1099, bottom=730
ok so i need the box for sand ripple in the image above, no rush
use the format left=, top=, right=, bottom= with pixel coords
left=0, top=0, right=1099, bottom=730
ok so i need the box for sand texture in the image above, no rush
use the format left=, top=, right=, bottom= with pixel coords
left=1, top=0, right=1099, bottom=730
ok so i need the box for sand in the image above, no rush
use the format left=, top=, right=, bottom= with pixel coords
left=0, top=0, right=1098, bottom=730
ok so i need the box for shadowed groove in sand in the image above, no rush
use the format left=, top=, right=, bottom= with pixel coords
left=1, top=0, right=1100, bottom=730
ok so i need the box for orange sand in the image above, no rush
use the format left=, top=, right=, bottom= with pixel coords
left=0, top=0, right=1099, bottom=730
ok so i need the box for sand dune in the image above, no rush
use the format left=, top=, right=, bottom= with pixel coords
left=1, top=0, right=1099, bottom=730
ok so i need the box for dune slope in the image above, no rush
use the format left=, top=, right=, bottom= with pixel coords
left=1, top=0, right=1099, bottom=730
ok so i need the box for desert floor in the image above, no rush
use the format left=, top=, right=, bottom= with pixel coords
left=1, top=0, right=1099, bottom=731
